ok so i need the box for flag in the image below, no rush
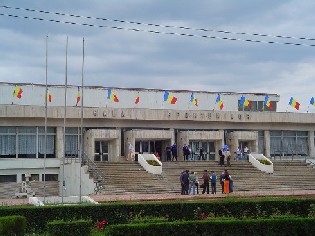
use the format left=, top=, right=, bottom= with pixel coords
left=264, top=95, right=273, bottom=109
left=289, top=97, right=300, bottom=110
left=13, top=85, right=23, bottom=99
left=310, top=97, right=315, bottom=106
left=240, top=95, right=252, bottom=107
left=46, top=88, right=52, bottom=102
left=163, top=91, right=177, bottom=104
left=215, top=94, right=224, bottom=110
left=135, top=92, right=140, bottom=104
left=190, top=92, right=198, bottom=106
left=76, top=87, right=81, bottom=105
left=107, top=88, right=119, bottom=102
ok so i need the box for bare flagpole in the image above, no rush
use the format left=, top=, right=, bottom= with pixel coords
left=79, top=37, right=85, bottom=201
left=62, top=36, right=68, bottom=204
left=44, top=35, right=48, bottom=202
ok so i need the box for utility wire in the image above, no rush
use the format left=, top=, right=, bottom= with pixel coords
left=1, top=5, right=315, bottom=42
left=1, top=12, right=315, bottom=47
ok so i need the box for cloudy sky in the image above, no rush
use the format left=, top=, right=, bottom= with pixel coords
left=1, top=0, right=315, bottom=112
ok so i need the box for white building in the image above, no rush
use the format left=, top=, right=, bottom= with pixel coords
left=0, top=82, right=314, bottom=197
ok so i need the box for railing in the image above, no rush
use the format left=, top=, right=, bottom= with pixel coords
left=81, top=153, right=106, bottom=194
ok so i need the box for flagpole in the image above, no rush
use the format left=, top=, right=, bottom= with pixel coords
left=79, top=37, right=85, bottom=201
left=62, top=36, right=68, bottom=204
left=43, top=35, right=48, bottom=202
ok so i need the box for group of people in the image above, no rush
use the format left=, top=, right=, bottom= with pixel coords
left=167, top=143, right=207, bottom=161
left=219, top=147, right=231, bottom=167
left=180, top=169, right=233, bottom=195
left=166, top=143, right=178, bottom=161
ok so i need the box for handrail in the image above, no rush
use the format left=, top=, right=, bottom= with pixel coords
left=81, top=153, right=106, bottom=194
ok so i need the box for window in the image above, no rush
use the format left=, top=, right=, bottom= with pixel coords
left=0, top=175, right=17, bottom=183
left=238, top=100, right=277, bottom=112
left=0, top=127, right=16, bottom=158
left=65, top=127, right=80, bottom=157
left=270, top=130, right=308, bottom=156
left=42, top=174, right=58, bottom=181
left=258, top=131, right=264, bottom=155
left=22, top=174, right=39, bottom=181
left=0, top=127, right=56, bottom=158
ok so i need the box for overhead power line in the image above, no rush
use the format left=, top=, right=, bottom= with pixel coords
left=1, top=5, right=315, bottom=42
left=0, top=9, right=315, bottom=47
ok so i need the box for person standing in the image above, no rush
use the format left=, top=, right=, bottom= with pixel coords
left=219, top=148, right=225, bottom=166
left=194, top=172, right=199, bottom=194
left=188, top=171, right=197, bottom=195
left=182, top=170, right=190, bottom=195
left=220, top=170, right=225, bottom=194
left=127, top=143, right=135, bottom=161
left=210, top=171, right=217, bottom=194
left=223, top=170, right=231, bottom=194
left=201, top=170, right=210, bottom=194
left=171, top=143, right=177, bottom=161
left=243, top=146, right=249, bottom=160
left=226, top=148, right=231, bottom=167
left=166, top=145, right=172, bottom=161
left=199, top=147, right=204, bottom=160
left=182, top=144, right=189, bottom=161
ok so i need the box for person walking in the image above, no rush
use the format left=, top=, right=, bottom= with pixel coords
left=201, top=170, right=210, bottom=194
left=210, top=171, right=217, bottom=194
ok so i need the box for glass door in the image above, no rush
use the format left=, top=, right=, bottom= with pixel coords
left=189, top=141, right=215, bottom=160
left=94, top=141, right=109, bottom=161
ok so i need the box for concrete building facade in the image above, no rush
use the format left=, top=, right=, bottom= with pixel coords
left=0, top=83, right=314, bottom=196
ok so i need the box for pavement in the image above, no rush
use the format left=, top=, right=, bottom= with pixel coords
left=1, top=189, right=315, bottom=206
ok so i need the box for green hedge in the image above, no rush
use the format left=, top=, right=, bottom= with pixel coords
left=104, top=217, right=315, bottom=236
left=0, top=215, right=26, bottom=236
left=0, top=197, right=314, bottom=234
left=47, top=219, right=92, bottom=236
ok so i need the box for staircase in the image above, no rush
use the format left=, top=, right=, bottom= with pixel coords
left=93, top=161, right=176, bottom=195
left=91, top=159, right=315, bottom=194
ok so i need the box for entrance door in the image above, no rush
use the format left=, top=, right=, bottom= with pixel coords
left=135, top=140, right=162, bottom=155
left=94, top=141, right=108, bottom=161
left=189, top=141, right=215, bottom=160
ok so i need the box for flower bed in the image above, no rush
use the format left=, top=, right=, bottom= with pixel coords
left=249, top=153, right=274, bottom=173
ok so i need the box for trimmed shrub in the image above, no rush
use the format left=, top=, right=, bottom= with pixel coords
left=0, top=215, right=26, bottom=236
left=47, top=219, right=92, bottom=236
left=104, top=217, right=315, bottom=236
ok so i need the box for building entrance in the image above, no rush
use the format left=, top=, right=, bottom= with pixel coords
left=94, top=141, right=109, bottom=161
left=135, top=140, right=163, bottom=156
left=189, top=141, right=215, bottom=160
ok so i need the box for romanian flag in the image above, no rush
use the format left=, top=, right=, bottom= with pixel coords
left=289, top=97, right=300, bottom=110
left=264, top=95, right=273, bottom=109
left=310, top=97, right=315, bottom=106
left=76, top=87, right=81, bottom=105
left=215, top=94, right=224, bottom=110
left=163, top=91, right=177, bottom=104
left=190, top=92, right=198, bottom=106
left=135, top=92, right=140, bottom=104
left=13, top=85, right=23, bottom=99
left=46, top=89, right=52, bottom=102
left=107, top=88, right=119, bottom=102
left=240, top=95, right=252, bottom=107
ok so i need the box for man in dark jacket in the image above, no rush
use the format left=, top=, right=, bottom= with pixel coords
left=201, top=170, right=210, bottom=194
